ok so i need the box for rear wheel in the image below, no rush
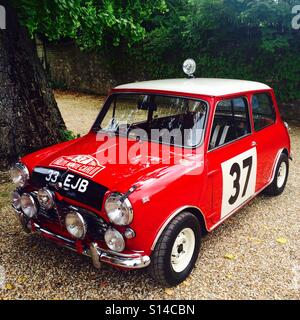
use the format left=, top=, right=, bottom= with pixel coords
left=264, top=153, right=289, bottom=196
left=150, top=212, right=201, bottom=287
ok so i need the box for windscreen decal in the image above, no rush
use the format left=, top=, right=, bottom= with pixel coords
left=49, top=155, right=105, bottom=178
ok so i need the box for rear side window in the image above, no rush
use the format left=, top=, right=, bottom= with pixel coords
left=252, top=93, right=276, bottom=131
left=209, top=97, right=251, bottom=150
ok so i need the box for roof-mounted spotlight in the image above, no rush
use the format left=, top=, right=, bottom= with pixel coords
left=183, top=59, right=196, bottom=78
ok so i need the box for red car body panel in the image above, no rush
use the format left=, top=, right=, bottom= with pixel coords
left=20, top=86, right=291, bottom=259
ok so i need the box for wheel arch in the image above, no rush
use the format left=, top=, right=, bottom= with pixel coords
left=187, top=207, right=208, bottom=236
left=282, top=148, right=289, bottom=157
left=150, top=205, right=208, bottom=251
left=269, top=148, right=289, bottom=184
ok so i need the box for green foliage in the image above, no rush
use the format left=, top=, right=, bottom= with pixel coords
left=132, top=0, right=300, bottom=102
left=59, top=129, right=81, bottom=142
left=14, top=0, right=300, bottom=103
left=15, top=0, right=167, bottom=49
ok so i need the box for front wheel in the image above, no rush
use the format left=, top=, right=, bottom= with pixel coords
left=264, top=153, right=289, bottom=196
left=149, top=212, right=201, bottom=287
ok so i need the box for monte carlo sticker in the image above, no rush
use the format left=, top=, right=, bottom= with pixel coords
left=50, top=155, right=105, bottom=178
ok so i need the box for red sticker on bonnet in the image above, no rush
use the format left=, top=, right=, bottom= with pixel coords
left=49, top=155, right=105, bottom=178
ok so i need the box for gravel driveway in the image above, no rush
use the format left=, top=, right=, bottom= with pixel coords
left=0, top=91, right=299, bottom=300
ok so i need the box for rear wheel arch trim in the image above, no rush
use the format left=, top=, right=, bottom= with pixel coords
left=269, top=148, right=288, bottom=184
left=150, top=205, right=207, bottom=251
left=282, top=148, right=290, bottom=160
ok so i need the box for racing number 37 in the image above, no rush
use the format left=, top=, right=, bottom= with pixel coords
left=221, top=148, right=257, bottom=218
left=229, top=156, right=253, bottom=205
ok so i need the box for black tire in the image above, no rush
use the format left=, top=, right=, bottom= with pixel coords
left=149, top=212, right=201, bottom=287
left=263, top=153, right=289, bottom=197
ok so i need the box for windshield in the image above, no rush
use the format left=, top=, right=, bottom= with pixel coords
left=93, top=94, right=208, bottom=148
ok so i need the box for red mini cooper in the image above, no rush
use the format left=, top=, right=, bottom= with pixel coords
left=11, top=61, right=291, bottom=286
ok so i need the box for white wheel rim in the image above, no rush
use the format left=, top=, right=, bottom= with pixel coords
left=277, top=162, right=287, bottom=189
left=171, top=228, right=195, bottom=273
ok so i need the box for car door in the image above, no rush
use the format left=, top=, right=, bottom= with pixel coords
left=206, top=96, right=257, bottom=225
left=250, top=91, right=278, bottom=190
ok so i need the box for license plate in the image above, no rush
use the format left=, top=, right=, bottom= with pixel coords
left=32, top=167, right=108, bottom=210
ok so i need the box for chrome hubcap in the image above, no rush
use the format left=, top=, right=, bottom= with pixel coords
left=277, top=162, right=287, bottom=189
left=171, top=228, right=195, bottom=273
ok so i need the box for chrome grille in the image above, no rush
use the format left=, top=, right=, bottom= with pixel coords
left=30, top=192, right=108, bottom=240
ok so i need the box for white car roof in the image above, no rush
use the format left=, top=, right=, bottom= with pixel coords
left=115, top=78, right=271, bottom=97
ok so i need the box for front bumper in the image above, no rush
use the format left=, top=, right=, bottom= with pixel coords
left=14, top=209, right=150, bottom=270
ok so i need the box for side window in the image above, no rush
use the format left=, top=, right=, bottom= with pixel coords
left=209, top=97, right=251, bottom=150
left=252, top=93, right=276, bottom=131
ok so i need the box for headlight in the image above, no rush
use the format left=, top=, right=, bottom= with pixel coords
left=12, top=191, right=21, bottom=210
left=21, top=194, right=37, bottom=218
left=104, top=228, right=125, bottom=252
left=10, top=163, right=29, bottom=188
left=65, top=212, right=87, bottom=239
left=37, top=188, right=55, bottom=210
left=105, top=193, right=133, bottom=226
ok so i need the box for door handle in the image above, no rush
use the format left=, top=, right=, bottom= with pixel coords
left=251, top=141, right=257, bottom=147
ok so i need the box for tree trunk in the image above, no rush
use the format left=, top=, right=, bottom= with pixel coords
left=0, top=0, right=66, bottom=170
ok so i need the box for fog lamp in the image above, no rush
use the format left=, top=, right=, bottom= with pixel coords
left=37, top=188, right=55, bottom=210
left=104, top=228, right=125, bottom=252
left=21, top=194, right=37, bottom=218
left=65, top=212, right=87, bottom=240
left=12, top=191, right=21, bottom=210
left=183, top=59, right=196, bottom=77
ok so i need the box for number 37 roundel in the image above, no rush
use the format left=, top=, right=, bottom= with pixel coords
left=221, top=148, right=257, bottom=219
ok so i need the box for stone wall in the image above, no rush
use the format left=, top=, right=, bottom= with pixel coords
left=45, top=42, right=117, bottom=95
left=279, top=102, right=300, bottom=124
left=43, top=42, right=300, bottom=122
